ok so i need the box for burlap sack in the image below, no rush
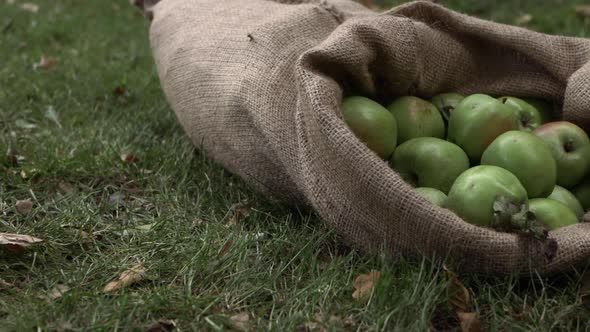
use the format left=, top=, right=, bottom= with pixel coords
left=135, top=0, right=590, bottom=274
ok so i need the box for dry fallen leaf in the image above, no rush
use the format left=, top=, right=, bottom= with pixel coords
left=230, top=312, right=249, bottom=331
left=341, top=315, right=356, bottom=329
left=227, top=202, right=251, bottom=226
left=58, top=181, right=75, bottom=194
left=0, top=278, right=14, bottom=289
left=61, top=225, right=92, bottom=241
left=120, top=153, right=138, bottom=165
left=352, top=270, right=380, bottom=301
left=328, top=315, right=342, bottom=325
left=0, top=232, right=43, bottom=253
left=304, top=312, right=328, bottom=331
left=55, top=320, right=74, bottom=332
left=444, top=265, right=470, bottom=312
left=442, top=266, right=481, bottom=332
left=45, top=284, right=70, bottom=301
left=108, top=192, right=126, bottom=207
left=20, top=2, right=39, bottom=13
left=303, top=321, right=323, bottom=331
left=145, top=318, right=176, bottom=332
left=103, top=263, right=146, bottom=293
left=5, top=152, right=18, bottom=167
left=313, top=312, right=326, bottom=323
left=113, top=85, right=127, bottom=96
left=217, top=239, right=234, bottom=258
left=575, top=5, right=590, bottom=17
left=457, top=311, right=481, bottom=332
left=515, top=13, right=533, bottom=25
left=430, top=303, right=459, bottom=331
left=33, top=55, right=55, bottom=70
left=15, top=199, right=33, bottom=215
left=19, top=169, right=41, bottom=185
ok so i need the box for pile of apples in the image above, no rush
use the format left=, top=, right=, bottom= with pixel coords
left=342, top=93, right=590, bottom=238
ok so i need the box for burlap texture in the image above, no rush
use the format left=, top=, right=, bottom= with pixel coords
left=137, top=0, right=590, bottom=274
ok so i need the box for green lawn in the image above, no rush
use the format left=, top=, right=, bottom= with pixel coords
left=1, top=0, right=589, bottom=331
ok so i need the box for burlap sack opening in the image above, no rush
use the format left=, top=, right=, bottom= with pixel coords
left=137, top=0, right=590, bottom=274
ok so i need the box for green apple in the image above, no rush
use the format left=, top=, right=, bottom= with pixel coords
left=573, top=177, right=590, bottom=211
left=415, top=187, right=447, bottom=207
left=447, top=94, right=520, bottom=162
left=391, top=137, right=469, bottom=193
left=431, top=93, right=465, bottom=123
left=386, top=96, right=444, bottom=144
left=447, top=165, right=546, bottom=238
left=533, top=121, right=590, bottom=188
left=519, top=97, right=554, bottom=124
left=529, top=198, right=578, bottom=230
left=547, top=185, right=584, bottom=219
left=341, top=96, right=397, bottom=159
left=481, top=131, right=556, bottom=198
left=498, top=96, right=542, bottom=132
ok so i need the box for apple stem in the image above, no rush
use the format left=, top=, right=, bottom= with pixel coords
left=564, top=139, right=574, bottom=153
left=441, top=106, right=453, bottom=122
left=492, top=196, right=549, bottom=240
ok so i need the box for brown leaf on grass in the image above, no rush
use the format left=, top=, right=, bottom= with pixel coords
left=0, top=232, right=43, bottom=253
left=352, top=270, right=380, bottom=301
left=303, top=321, right=323, bottom=332
left=121, top=153, right=138, bottom=165
left=108, top=192, right=126, bottom=207
left=20, top=3, right=39, bottom=13
left=0, top=278, right=14, bottom=289
left=54, top=320, right=74, bottom=332
left=33, top=55, right=55, bottom=70
left=103, top=263, right=146, bottom=293
left=61, top=225, right=92, bottom=241
left=15, top=199, right=33, bottom=215
left=444, top=265, right=470, bottom=312
left=229, top=312, right=249, bottom=331
left=113, top=85, right=127, bottom=96
left=316, top=251, right=332, bottom=272
left=145, top=318, right=176, bottom=332
left=441, top=266, right=481, bottom=332
left=227, top=201, right=251, bottom=226
left=301, top=313, right=326, bottom=332
left=23, top=169, right=41, bottom=184
left=6, top=153, right=18, bottom=167
left=430, top=303, right=459, bottom=331
left=511, top=311, right=524, bottom=321
left=457, top=312, right=481, bottom=332
left=341, top=315, right=356, bottom=329
left=217, top=239, right=234, bottom=258
left=45, top=284, right=70, bottom=301
left=58, top=181, right=75, bottom=194
left=575, top=5, right=590, bottom=17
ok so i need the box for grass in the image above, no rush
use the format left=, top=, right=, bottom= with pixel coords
left=1, top=0, right=589, bottom=330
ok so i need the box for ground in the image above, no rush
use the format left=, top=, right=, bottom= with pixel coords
left=1, top=0, right=589, bottom=331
